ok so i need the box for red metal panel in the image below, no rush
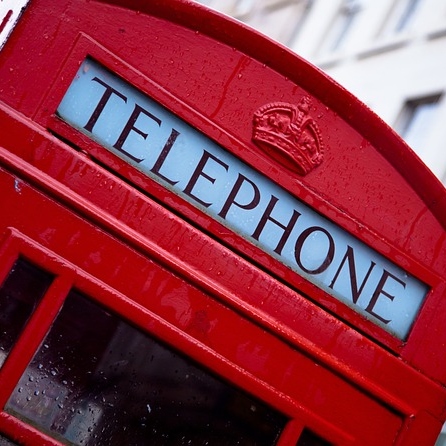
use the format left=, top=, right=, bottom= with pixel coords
left=0, top=131, right=444, bottom=443
left=13, top=1, right=442, bottom=354
left=0, top=0, right=444, bottom=369
left=1, top=110, right=446, bottom=423
left=0, top=166, right=400, bottom=444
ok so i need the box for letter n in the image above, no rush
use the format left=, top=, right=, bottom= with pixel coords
left=329, top=246, right=376, bottom=304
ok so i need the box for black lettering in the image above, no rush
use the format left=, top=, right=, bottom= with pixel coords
left=329, top=246, right=376, bottom=304
left=251, top=195, right=301, bottom=255
left=84, top=77, right=127, bottom=132
left=365, top=270, right=406, bottom=324
left=183, top=150, right=229, bottom=208
left=294, top=226, right=335, bottom=274
left=150, top=128, right=181, bottom=185
left=113, top=104, right=161, bottom=163
left=218, top=174, right=260, bottom=219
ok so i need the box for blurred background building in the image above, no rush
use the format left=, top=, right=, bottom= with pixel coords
left=196, top=0, right=446, bottom=187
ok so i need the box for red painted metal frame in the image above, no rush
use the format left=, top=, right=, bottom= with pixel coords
left=38, top=30, right=444, bottom=354
left=0, top=165, right=354, bottom=444
left=10, top=0, right=443, bottom=364
left=94, top=0, right=446, bottom=225
left=0, top=107, right=445, bottom=444
left=0, top=0, right=445, bottom=444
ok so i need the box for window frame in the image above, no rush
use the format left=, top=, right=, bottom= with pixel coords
left=0, top=229, right=300, bottom=445
left=394, top=93, right=443, bottom=157
left=379, top=0, right=422, bottom=37
left=318, top=0, right=362, bottom=55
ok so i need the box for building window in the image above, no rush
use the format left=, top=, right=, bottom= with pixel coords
left=381, top=0, right=422, bottom=35
left=320, top=0, right=362, bottom=54
left=394, top=0, right=421, bottom=32
left=285, top=0, right=314, bottom=46
left=195, top=0, right=255, bottom=18
left=232, top=0, right=256, bottom=18
left=394, top=94, right=442, bottom=157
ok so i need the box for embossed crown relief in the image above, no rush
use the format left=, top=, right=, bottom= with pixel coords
left=252, top=97, right=324, bottom=176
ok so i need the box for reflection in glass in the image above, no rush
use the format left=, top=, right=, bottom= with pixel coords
left=0, top=258, right=53, bottom=368
left=0, top=434, right=19, bottom=446
left=6, top=291, right=286, bottom=445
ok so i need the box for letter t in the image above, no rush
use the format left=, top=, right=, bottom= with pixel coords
left=84, top=77, right=127, bottom=132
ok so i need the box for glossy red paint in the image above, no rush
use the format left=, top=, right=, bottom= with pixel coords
left=0, top=0, right=445, bottom=444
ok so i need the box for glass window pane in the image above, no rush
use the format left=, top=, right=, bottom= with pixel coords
left=402, top=102, right=436, bottom=153
left=297, top=428, right=332, bottom=446
left=0, top=258, right=53, bottom=368
left=320, top=1, right=361, bottom=54
left=0, top=434, right=19, bottom=446
left=6, top=291, right=286, bottom=445
left=396, top=95, right=441, bottom=157
left=296, top=429, right=331, bottom=446
left=394, top=0, right=421, bottom=33
left=0, top=435, right=17, bottom=446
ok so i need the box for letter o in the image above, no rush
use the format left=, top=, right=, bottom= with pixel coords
left=294, top=226, right=335, bottom=275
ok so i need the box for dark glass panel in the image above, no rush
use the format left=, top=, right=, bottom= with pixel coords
left=7, top=291, right=286, bottom=445
left=297, top=428, right=332, bottom=446
left=0, top=434, right=19, bottom=446
left=0, top=259, right=53, bottom=368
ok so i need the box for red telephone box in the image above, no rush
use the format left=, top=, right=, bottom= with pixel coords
left=0, top=0, right=446, bottom=444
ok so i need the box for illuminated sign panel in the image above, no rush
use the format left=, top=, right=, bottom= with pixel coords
left=57, top=58, right=429, bottom=339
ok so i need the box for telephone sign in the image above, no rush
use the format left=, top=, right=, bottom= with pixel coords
left=58, top=58, right=428, bottom=340
left=0, top=0, right=446, bottom=445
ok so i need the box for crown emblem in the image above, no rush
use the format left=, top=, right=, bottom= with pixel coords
left=252, top=97, right=324, bottom=175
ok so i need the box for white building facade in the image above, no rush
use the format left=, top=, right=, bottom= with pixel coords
left=197, top=0, right=446, bottom=186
